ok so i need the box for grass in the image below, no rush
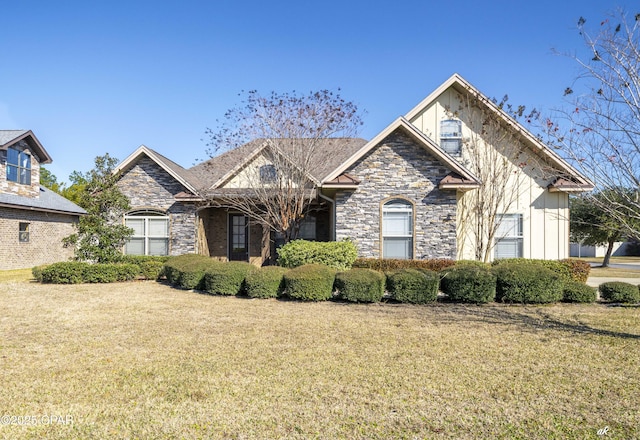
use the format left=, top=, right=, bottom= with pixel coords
left=0, top=268, right=33, bottom=283
left=1, top=279, right=639, bottom=439
left=589, top=266, right=640, bottom=279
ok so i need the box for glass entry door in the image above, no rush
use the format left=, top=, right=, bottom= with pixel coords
left=229, top=214, right=249, bottom=261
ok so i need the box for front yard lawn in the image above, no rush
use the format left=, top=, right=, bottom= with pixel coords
left=1, top=279, right=638, bottom=439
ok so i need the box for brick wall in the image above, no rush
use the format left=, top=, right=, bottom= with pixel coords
left=0, top=208, right=77, bottom=269
left=117, top=156, right=197, bottom=255
left=335, top=131, right=457, bottom=259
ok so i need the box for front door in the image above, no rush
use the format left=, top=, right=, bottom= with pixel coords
left=229, top=214, right=249, bottom=261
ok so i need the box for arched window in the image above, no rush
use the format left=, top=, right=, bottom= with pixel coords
left=124, top=210, right=169, bottom=256
left=382, top=199, right=413, bottom=259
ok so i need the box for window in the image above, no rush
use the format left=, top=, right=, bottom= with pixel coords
left=440, top=119, right=462, bottom=155
left=259, top=164, right=277, bottom=183
left=494, top=214, right=523, bottom=259
left=124, top=211, right=169, bottom=255
left=299, top=215, right=316, bottom=240
left=19, top=223, right=30, bottom=243
left=382, top=199, right=413, bottom=259
left=6, top=147, right=31, bottom=185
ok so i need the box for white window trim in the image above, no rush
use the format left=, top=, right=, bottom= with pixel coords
left=382, top=199, right=414, bottom=259
left=440, top=119, right=462, bottom=155
left=124, top=211, right=170, bottom=256
left=494, top=213, right=523, bottom=259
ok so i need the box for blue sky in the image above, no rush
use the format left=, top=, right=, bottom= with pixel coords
left=0, top=0, right=630, bottom=183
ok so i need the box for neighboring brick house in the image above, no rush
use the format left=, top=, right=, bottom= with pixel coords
left=114, top=74, right=593, bottom=264
left=0, top=130, right=86, bottom=270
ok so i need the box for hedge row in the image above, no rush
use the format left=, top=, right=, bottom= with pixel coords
left=353, top=258, right=456, bottom=272
left=35, top=262, right=139, bottom=284
left=33, top=255, right=169, bottom=284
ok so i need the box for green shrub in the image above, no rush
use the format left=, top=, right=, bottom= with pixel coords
left=387, top=269, right=439, bottom=304
left=203, top=262, right=256, bottom=296
left=283, top=264, right=336, bottom=301
left=440, top=266, right=496, bottom=304
left=599, top=281, right=640, bottom=303
left=492, top=258, right=572, bottom=284
left=40, top=262, right=88, bottom=284
left=562, top=281, right=597, bottom=303
left=335, top=269, right=385, bottom=303
left=493, top=262, right=563, bottom=304
left=245, top=266, right=289, bottom=299
left=82, top=263, right=139, bottom=283
left=32, top=265, right=49, bottom=282
left=277, top=239, right=358, bottom=270
left=39, top=262, right=138, bottom=284
left=163, top=254, right=216, bottom=289
left=560, top=258, right=591, bottom=283
left=138, top=261, right=165, bottom=281
left=492, top=258, right=591, bottom=285
left=353, top=258, right=455, bottom=272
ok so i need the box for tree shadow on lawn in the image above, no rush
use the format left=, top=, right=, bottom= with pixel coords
left=423, top=303, right=640, bottom=340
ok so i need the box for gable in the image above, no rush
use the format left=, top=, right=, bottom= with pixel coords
left=404, top=74, right=593, bottom=190
left=117, top=156, right=200, bottom=209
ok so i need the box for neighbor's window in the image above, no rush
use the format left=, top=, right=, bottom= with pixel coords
left=440, top=119, right=462, bottom=155
left=6, top=147, right=31, bottom=185
left=259, top=164, right=277, bottom=183
left=124, top=211, right=169, bottom=256
left=19, top=222, right=30, bottom=243
left=494, top=214, right=523, bottom=259
left=382, top=199, right=413, bottom=259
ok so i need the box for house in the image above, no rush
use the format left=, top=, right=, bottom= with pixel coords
left=0, top=130, right=86, bottom=270
left=114, top=74, right=593, bottom=264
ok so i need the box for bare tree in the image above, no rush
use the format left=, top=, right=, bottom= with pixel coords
left=204, top=90, right=364, bottom=242
left=544, top=10, right=640, bottom=238
left=450, top=91, right=551, bottom=262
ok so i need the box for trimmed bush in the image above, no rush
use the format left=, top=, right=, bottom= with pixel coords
left=38, top=262, right=138, bottom=284
left=353, top=258, right=455, bottom=272
left=40, top=262, right=87, bottom=284
left=492, top=258, right=590, bottom=285
left=560, top=258, right=591, bottom=283
left=163, top=254, right=216, bottom=289
left=562, top=281, right=597, bottom=303
left=138, top=261, right=165, bottom=281
left=283, top=264, right=336, bottom=301
left=440, top=266, right=496, bottom=304
left=277, top=239, right=358, bottom=270
left=245, top=266, right=288, bottom=299
left=387, top=269, right=439, bottom=304
left=599, top=281, right=640, bottom=303
left=335, top=268, right=385, bottom=303
left=203, top=262, right=256, bottom=296
left=493, top=262, right=563, bottom=304
left=32, top=265, right=49, bottom=282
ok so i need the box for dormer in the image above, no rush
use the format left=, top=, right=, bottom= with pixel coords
left=0, top=130, right=51, bottom=199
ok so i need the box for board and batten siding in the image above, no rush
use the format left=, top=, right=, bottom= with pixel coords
left=410, top=87, right=570, bottom=261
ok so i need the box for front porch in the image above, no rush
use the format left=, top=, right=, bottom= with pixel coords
left=195, top=207, right=332, bottom=266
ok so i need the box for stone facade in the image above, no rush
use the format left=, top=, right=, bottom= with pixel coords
left=117, top=157, right=197, bottom=255
left=335, top=132, right=457, bottom=259
left=0, top=140, right=41, bottom=198
left=0, top=207, right=77, bottom=270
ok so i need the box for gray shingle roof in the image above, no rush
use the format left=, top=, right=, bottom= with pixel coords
left=0, top=187, right=87, bottom=215
left=189, top=138, right=368, bottom=189
left=0, top=130, right=29, bottom=146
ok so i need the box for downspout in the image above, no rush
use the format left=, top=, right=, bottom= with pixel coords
left=317, top=190, right=336, bottom=241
